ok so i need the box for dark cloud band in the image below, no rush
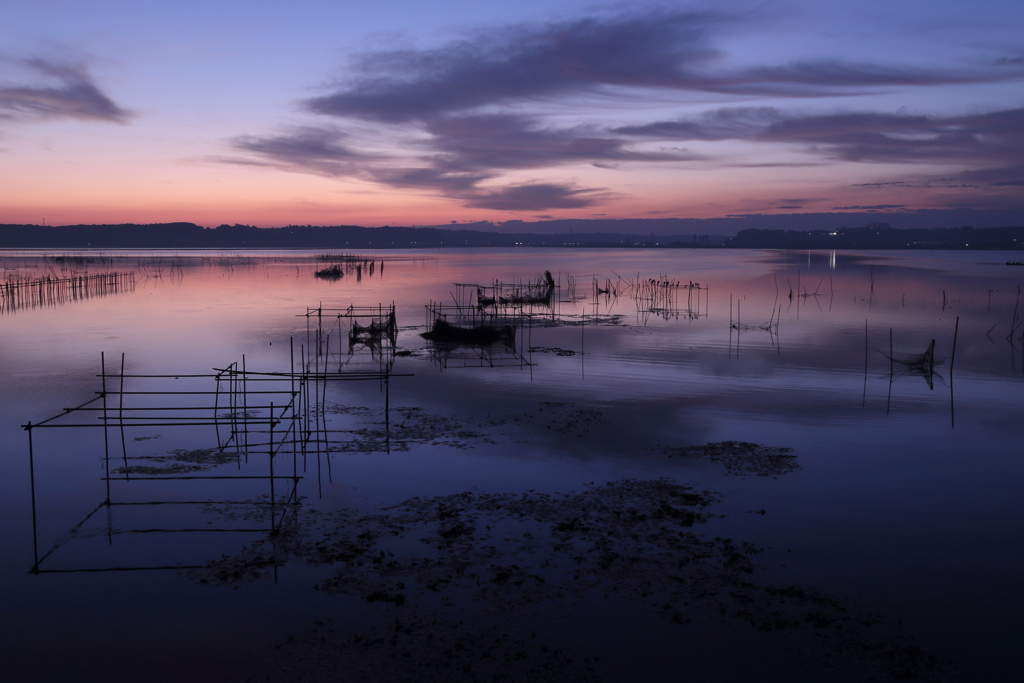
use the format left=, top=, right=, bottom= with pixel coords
left=303, top=10, right=1008, bottom=124
left=0, top=57, right=129, bottom=123
left=226, top=8, right=1024, bottom=211
left=618, top=106, right=1024, bottom=184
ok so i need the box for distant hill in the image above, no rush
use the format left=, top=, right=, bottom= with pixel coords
left=726, top=224, right=1024, bottom=250
left=1, top=220, right=1022, bottom=250
left=0, top=223, right=715, bottom=249
left=426, top=209, right=1024, bottom=236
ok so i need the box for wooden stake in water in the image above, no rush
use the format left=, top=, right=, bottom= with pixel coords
left=27, top=421, right=39, bottom=572
left=887, top=327, right=893, bottom=416
left=269, top=401, right=275, bottom=528
left=949, top=316, right=959, bottom=428
left=581, top=311, right=585, bottom=379
left=862, top=319, right=868, bottom=408
left=949, top=316, right=960, bottom=374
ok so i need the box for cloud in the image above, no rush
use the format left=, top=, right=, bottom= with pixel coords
left=731, top=60, right=987, bottom=96
left=832, top=204, right=907, bottom=210
left=842, top=165, right=1024, bottom=212
left=233, top=103, right=1024, bottom=210
left=618, top=106, right=1024, bottom=172
left=616, top=106, right=780, bottom=140
left=959, top=164, right=1024, bottom=187
left=462, top=182, right=607, bottom=211
left=762, top=110, right=1017, bottom=163
left=422, top=113, right=700, bottom=173
left=926, top=190, right=1024, bottom=211
left=304, top=10, right=1008, bottom=124
left=230, top=113, right=696, bottom=181
left=231, top=126, right=371, bottom=176
left=734, top=162, right=822, bottom=168
left=305, top=10, right=724, bottom=123
left=229, top=8, right=1024, bottom=212
left=0, top=57, right=130, bottom=123
left=370, top=166, right=492, bottom=193
left=228, top=124, right=612, bottom=211
left=851, top=180, right=946, bottom=188
left=229, top=113, right=680, bottom=210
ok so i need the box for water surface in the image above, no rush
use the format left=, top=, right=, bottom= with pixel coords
left=2, top=248, right=1022, bottom=682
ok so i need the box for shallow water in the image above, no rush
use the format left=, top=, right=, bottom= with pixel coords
left=1, top=248, right=1022, bottom=682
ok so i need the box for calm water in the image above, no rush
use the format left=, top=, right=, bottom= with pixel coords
left=1, top=248, right=1022, bottom=682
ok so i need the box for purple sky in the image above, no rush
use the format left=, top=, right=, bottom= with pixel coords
left=1, top=1, right=1022, bottom=227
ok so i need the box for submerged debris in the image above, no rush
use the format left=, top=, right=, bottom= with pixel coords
left=193, top=478, right=953, bottom=682
left=529, top=346, right=581, bottom=356
left=350, top=319, right=397, bottom=350
left=484, top=401, right=609, bottom=437
left=530, top=314, right=626, bottom=328
left=883, top=339, right=944, bottom=375
left=314, top=258, right=383, bottom=281
left=663, top=441, right=800, bottom=477
left=314, top=264, right=345, bottom=280
left=881, top=339, right=948, bottom=390
left=497, top=270, right=556, bottom=306
left=420, top=319, right=515, bottom=347
left=323, top=404, right=496, bottom=452
left=472, top=271, right=558, bottom=309
left=112, top=447, right=239, bottom=475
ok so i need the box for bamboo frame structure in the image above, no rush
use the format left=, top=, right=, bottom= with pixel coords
left=421, top=299, right=534, bottom=369
left=23, top=302, right=410, bottom=575
left=2, top=272, right=135, bottom=314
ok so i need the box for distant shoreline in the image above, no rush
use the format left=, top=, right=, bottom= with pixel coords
left=2, top=222, right=1023, bottom=250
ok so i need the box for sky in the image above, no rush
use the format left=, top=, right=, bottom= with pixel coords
left=1, top=0, right=1022, bottom=228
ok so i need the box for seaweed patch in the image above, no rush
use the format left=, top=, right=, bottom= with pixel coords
left=112, top=447, right=239, bottom=475
left=529, top=346, right=582, bottom=356
left=323, top=405, right=497, bottom=452
left=484, top=402, right=610, bottom=437
left=191, top=479, right=953, bottom=682
left=663, top=441, right=800, bottom=478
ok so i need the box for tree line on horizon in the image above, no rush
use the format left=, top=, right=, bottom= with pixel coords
left=0, top=221, right=1022, bottom=250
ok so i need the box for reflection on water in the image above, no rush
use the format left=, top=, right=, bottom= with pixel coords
left=2, top=248, right=1023, bottom=682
